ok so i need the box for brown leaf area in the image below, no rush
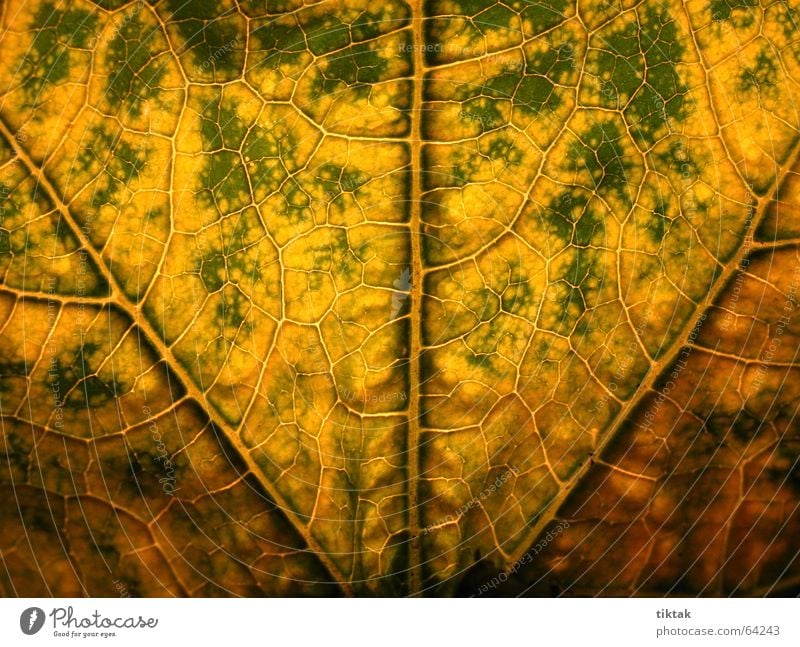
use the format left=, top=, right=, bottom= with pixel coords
left=507, top=243, right=800, bottom=596
left=0, top=0, right=799, bottom=597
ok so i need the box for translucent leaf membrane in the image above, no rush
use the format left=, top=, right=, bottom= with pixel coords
left=0, top=0, right=798, bottom=596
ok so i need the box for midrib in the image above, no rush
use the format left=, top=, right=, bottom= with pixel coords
left=407, top=0, right=425, bottom=597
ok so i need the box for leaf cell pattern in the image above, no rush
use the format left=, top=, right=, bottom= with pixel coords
left=1, top=0, right=799, bottom=597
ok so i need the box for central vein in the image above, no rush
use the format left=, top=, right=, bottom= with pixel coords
left=407, top=0, right=425, bottom=596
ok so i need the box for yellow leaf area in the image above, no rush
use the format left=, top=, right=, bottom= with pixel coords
left=0, top=0, right=799, bottom=597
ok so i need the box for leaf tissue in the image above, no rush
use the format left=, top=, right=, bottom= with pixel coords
left=1, top=0, right=799, bottom=597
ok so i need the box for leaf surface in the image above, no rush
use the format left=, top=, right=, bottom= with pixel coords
left=1, top=0, right=799, bottom=596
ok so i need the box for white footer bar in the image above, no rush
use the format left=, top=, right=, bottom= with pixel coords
left=1, top=598, right=797, bottom=646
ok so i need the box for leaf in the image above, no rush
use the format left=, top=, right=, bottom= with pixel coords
left=1, top=0, right=799, bottom=597
left=391, top=267, right=411, bottom=319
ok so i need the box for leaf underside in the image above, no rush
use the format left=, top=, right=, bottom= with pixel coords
left=1, top=0, right=800, bottom=597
